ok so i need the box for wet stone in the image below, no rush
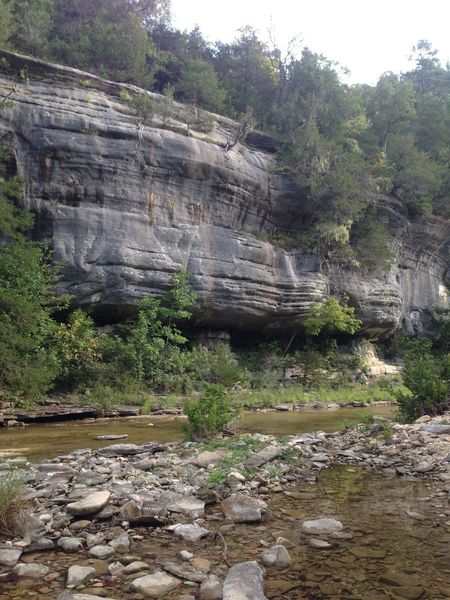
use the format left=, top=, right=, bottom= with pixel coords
left=66, top=565, right=96, bottom=587
left=131, top=571, right=182, bottom=597
left=12, top=563, right=49, bottom=578
left=0, top=546, right=22, bottom=567
left=167, top=523, right=210, bottom=542
left=261, top=545, right=292, bottom=569
left=221, top=494, right=262, bottom=522
left=223, top=561, right=268, bottom=600
left=89, top=545, right=115, bottom=560
left=301, top=518, right=343, bottom=535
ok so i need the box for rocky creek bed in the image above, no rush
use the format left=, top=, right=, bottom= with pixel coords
left=0, top=413, right=449, bottom=600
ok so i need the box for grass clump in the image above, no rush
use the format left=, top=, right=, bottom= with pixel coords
left=0, top=471, right=29, bottom=536
left=183, top=384, right=237, bottom=440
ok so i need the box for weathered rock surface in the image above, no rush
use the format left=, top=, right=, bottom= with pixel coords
left=260, top=545, right=292, bottom=569
left=0, top=50, right=448, bottom=335
left=301, top=518, right=344, bottom=535
left=221, top=494, right=262, bottom=522
left=167, top=523, right=210, bottom=542
left=0, top=546, right=22, bottom=567
left=12, top=562, right=49, bottom=578
left=223, top=561, right=268, bottom=600
left=131, top=571, right=181, bottom=597
left=67, top=491, right=111, bottom=516
left=66, top=565, right=96, bottom=587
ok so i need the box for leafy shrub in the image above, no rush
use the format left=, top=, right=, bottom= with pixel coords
left=304, top=298, right=362, bottom=336
left=396, top=350, right=449, bottom=421
left=183, top=384, right=237, bottom=440
left=0, top=471, right=29, bottom=535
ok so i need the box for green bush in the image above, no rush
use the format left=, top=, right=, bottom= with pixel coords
left=183, top=384, right=237, bottom=440
left=0, top=471, right=29, bottom=536
left=396, top=345, right=449, bottom=421
left=304, top=298, right=362, bottom=336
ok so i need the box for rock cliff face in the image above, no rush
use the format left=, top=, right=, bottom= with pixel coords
left=0, top=51, right=448, bottom=335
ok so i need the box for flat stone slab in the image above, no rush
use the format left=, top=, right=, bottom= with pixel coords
left=223, top=561, right=268, bottom=600
left=301, top=518, right=343, bottom=535
left=67, top=491, right=111, bottom=516
left=96, top=434, right=129, bottom=440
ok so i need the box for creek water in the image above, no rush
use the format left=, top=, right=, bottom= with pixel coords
left=2, top=404, right=449, bottom=600
left=1, top=466, right=449, bottom=599
left=0, top=405, right=395, bottom=462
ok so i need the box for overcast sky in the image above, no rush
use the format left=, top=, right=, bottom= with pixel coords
left=171, top=0, right=450, bottom=85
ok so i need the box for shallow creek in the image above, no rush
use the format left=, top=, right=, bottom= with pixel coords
left=0, top=405, right=395, bottom=462
left=2, top=466, right=449, bottom=600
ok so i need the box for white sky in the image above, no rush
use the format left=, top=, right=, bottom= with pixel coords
left=171, top=0, right=450, bottom=85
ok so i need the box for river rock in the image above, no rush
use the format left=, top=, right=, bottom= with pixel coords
left=309, top=538, right=332, bottom=549
left=109, top=561, right=125, bottom=575
left=223, top=561, right=268, bottom=600
left=167, top=496, right=205, bottom=518
left=123, top=561, right=150, bottom=574
left=131, top=571, right=181, bottom=597
left=192, top=450, right=227, bottom=468
left=168, top=523, right=210, bottom=542
left=163, top=560, right=208, bottom=583
left=58, top=594, right=116, bottom=600
left=221, top=494, right=262, bottom=522
left=96, top=434, right=129, bottom=440
left=413, top=462, right=434, bottom=473
left=261, top=545, right=292, bottom=568
left=67, top=565, right=96, bottom=587
left=200, top=574, right=223, bottom=600
left=301, top=518, right=343, bottom=535
left=67, top=491, right=111, bottom=516
left=0, top=546, right=22, bottom=567
left=57, top=537, right=84, bottom=553
left=98, top=444, right=141, bottom=456
left=109, top=532, right=130, bottom=553
left=12, top=562, right=49, bottom=578
left=420, top=424, right=450, bottom=434
left=349, top=546, right=387, bottom=559
left=245, top=446, right=284, bottom=469
left=89, top=545, right=115, bottom=560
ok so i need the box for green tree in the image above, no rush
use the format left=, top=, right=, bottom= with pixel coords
left=304, top=298, right=362, bottom=336
left=175, top=57, right=225, bottom=112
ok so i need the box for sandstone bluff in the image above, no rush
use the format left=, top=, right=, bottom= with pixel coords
left=0, top=50, right=448, bottom=335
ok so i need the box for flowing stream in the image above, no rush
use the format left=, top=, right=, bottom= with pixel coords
left=0, top=406, right=395, bottom=462
left=1, top=404, right=449, bottom=599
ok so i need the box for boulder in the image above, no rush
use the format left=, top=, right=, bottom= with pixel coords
left=57, top=537, right=84, bottom=553
left=245, top=446, right=284, bottom=469
left=89, top=545, right=116, bottom=560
